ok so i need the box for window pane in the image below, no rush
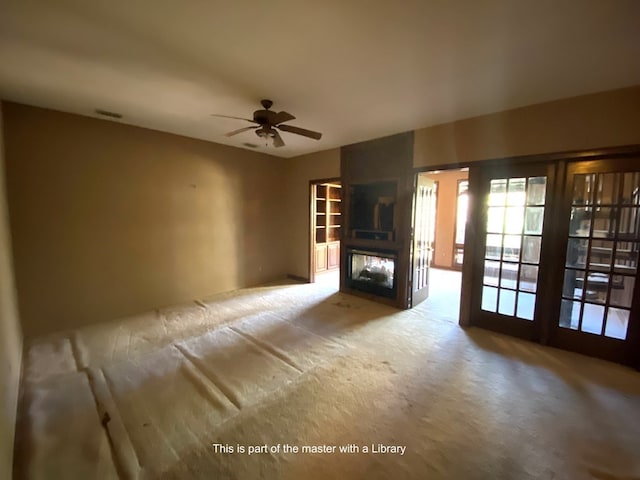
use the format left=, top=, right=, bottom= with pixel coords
left=455, top=188, right=468, bottom=244
left=559, top=299, right=580, bottom=329
left=483, top=261, right=500, bottom=286
left=526, top=177, right=547, bottom=205
left=482, top=286, right=498, bottom=312
left=500, top=263, right=518, bottom=289
left=505, top=207, right=524, bottom=234
left=610, top=275, right=635, bottom=308
left=519, top=265, right=538, bottom=292
left=565, top=238, right=587, bottom=268
left=605, top=308, right=629, bottom=340
left=522, top=236, right=541, bottom=264
left=487, top=207, right=505, bottom=233
left=485, top=234, right=502, bottom=260
left=498, top=289, right=516, bottom=316
left=524, top=207, right=544, bottom=234
left=517, top=292, right=535, bottom=320
left=489, top=179, right=507, bottom=206
left=502, top=235, right=521, bottom=261
left=581, top=303, right=605, bottom=335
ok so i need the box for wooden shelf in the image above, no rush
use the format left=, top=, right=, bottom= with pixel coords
left=314, top=182, right=342, bottom=273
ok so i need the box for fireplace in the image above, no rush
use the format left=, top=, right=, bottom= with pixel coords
left=346, top=249, right=397, bottom=299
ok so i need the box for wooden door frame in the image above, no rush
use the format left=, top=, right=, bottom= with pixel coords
left=309, top=177, right=341, bottom=283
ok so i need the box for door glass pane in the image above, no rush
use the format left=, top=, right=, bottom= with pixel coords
left=505, top=207, right=524, bottom=233
left=570, top=207, right=591, bottom=236
left=485, top=234, right=502, bottom=259
left=524, top=207, right=544, bottom=234
left=562, top=269, right=582, bottom=300
left=559, top=299, right=580, bottom=330
left=507, top=178, right=526, bottom=205
left=581, top=303, right=605, bottom=335
left=500, top=263, right=518, bottom=289
left=592, top=207, right=616, bottom=238
left=517, top=292, right=535, bottom=320
left=622, top=172, right=640, bottom=204
left=566, top=238, right=587, bottom=268
left=614, top=242, right=638, bottom=274
left=610, top=275, right=635, bottom=308
left=482, top=286, right=498, bottom=312
left=618, top=207, right=640, bottom=239
left=585, top=274, right=608, bottom=304
left=487, top=207, right=505, bottom=233
left=519, top=265, right=538, bottom=292
left=572, top=174, right=595, bottom=205
left=589, top=240, right=613, bottom=272
left=498, top=289, right=516, bottom=316
left=483, top=261, right=500, bottom=286
left=605, top=308, right=629, bottom=340
left=489, top=179, right=507, bottom=205
left=526, top=177, right=547, bottom=205
left=502, top=235, right=521, bottom=261
left=596, top=173, right=619, bottom=205
left=522, top=236, right=541, bottom=263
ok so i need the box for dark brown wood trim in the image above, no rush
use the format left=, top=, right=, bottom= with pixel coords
left=413, top=144, right=640, bottom=175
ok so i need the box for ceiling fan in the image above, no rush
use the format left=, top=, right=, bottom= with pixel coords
left=211, top=99, right=322, bottom=147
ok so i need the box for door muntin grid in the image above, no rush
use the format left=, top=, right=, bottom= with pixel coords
left=560, top=172, right=639, bottom=339
left=481, top=176, right=547, bottom=320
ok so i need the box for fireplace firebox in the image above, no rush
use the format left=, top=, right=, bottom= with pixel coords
left=346, top=249, right=397, bottom=299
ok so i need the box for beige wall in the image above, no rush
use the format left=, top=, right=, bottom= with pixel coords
left=0, top=104, right=22, bottom=480
left=414, top=85, right=640, bottom=167
left=4, top=102, right=288, bottom=337
left=422, top=169, right=468, bottom=269
left=285, top=148, right=340, bottom=280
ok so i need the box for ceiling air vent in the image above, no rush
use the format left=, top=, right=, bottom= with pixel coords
left=95, top=109, right=123, bottom=119
left=242, top=142, right=259, bottom=148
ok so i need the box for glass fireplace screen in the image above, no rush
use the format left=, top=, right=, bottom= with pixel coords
left=347, top=249, right=397, bottom=297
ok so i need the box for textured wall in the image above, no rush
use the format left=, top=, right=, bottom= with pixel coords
left=0, top=103, right=22, bottom=480
left=285, top=149, right=340, bottom=280
left=4, top=103, right=288, bottom=337
left=414, top=85, right=640, bottom=167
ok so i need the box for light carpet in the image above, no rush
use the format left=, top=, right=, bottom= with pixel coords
left=14, top=277, right=640, bottom=479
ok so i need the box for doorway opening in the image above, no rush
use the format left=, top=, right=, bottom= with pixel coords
left=411, top=168, right=468, bottom=322
left=310, top=179, right=341, bottom=287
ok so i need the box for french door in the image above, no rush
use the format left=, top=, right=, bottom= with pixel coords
left=468, top=157, right=640, bottom=366
left=470, top=163, right=555, bottom=340
left=549, top=159, right=640, bottom=365
left=410, top=175, right=435, bottom=307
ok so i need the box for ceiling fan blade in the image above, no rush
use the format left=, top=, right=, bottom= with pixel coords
left=272, top=130, right=285, bottom=148
left=211, top=114, right=257, bottom=123
left=225, top=126, right=258, bottom=137
left=278, top=124, right=322, bottom=140
left=271, top=111, right=296, bottom=125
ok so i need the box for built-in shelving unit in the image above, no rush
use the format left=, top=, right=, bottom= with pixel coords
left=314, top=183, right=341, bottom=273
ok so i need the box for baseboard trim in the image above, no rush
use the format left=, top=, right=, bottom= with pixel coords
left=287, top=274, right=310, bottom=283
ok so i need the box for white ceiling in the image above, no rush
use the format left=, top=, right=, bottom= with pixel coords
left=1, top=0, right=639, bottom=158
